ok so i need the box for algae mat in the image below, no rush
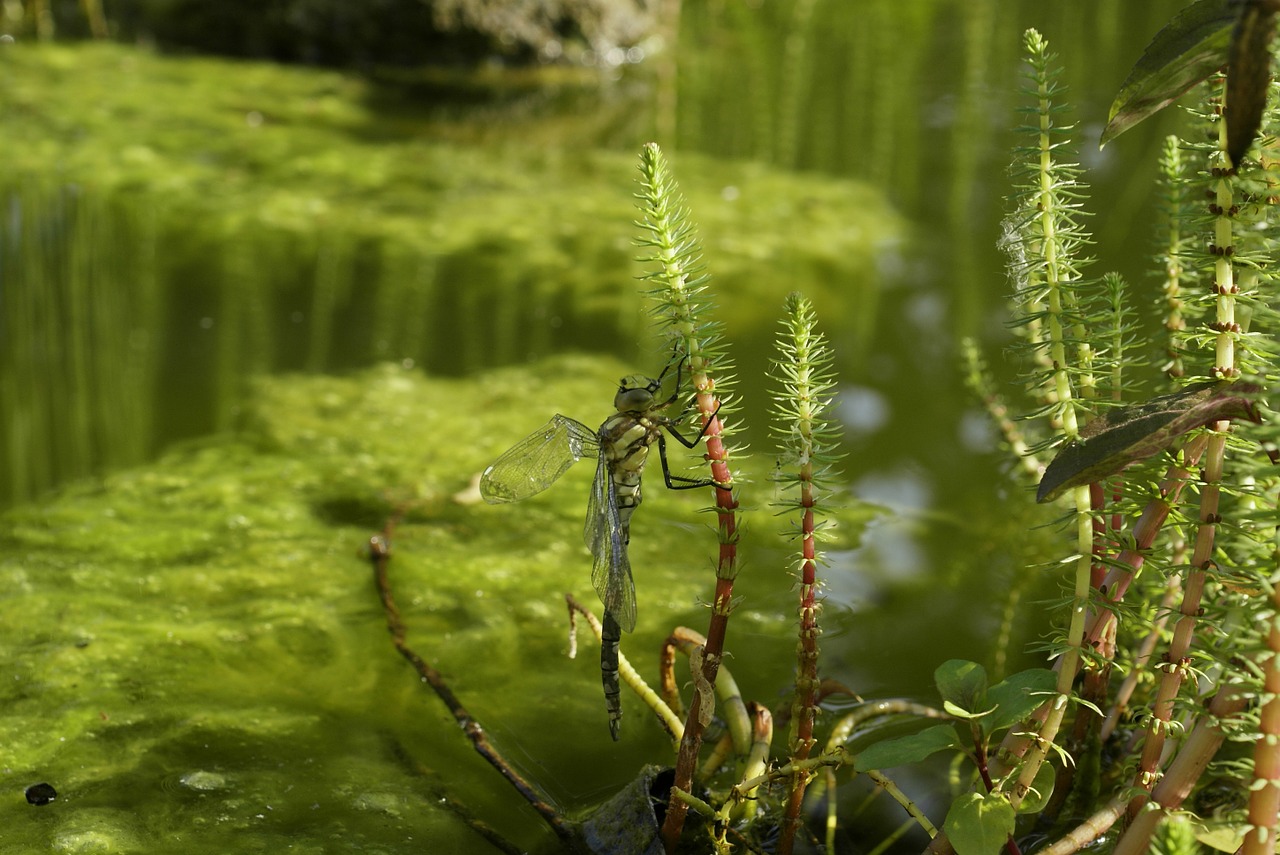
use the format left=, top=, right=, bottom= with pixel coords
left=0, top=355, right=799, bottom=853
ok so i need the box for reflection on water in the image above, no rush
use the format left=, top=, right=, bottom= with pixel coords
left=0, top=3, right=1196, bottom=848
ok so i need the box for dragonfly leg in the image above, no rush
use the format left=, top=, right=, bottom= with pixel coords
left=664, top=399, right=724, bottom=449
left=656, top=432, right=732, bottom=492
left=655, top=343, right=690, bottom=409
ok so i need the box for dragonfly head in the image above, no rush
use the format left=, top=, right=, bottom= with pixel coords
left=615, top=374, right=662, bottom=413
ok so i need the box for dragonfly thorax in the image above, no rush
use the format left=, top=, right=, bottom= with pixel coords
left=614, top=374, right=663, bottom=414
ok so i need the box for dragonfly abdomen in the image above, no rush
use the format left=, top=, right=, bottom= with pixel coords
left=600, top=611, right=623, bottom=741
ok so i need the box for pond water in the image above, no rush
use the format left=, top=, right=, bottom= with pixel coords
left=1, top=1, right=1195, bottom=852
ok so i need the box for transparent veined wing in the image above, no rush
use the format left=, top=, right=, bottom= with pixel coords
left=585, top=452, right=637, bottom=633
left=480, top=415, right=599, bottom=504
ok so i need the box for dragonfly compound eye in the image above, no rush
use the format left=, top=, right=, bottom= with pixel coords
left=615, top=374, right=658, bottom=413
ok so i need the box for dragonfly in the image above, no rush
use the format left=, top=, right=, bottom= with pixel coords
left=479, top=352, right=727, bottom=740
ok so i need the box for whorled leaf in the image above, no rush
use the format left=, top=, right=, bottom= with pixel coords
left=1037, top=381, right=1262, bottom=503
left=1101, top=0, right=1237, bottom=148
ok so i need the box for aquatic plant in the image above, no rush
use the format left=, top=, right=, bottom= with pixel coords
left=369, top=8, right=1280, bottom=854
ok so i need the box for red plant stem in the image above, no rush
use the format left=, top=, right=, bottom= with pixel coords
left=1113, top=686, right=1247, bottom=855
left=1243, top=574, right=1280, bottom=855
left=1084, top=435, right=1206, bottom=647
left=1126, top=424, right=1226, bottom=820
left=1101, top=574, right=1182, bottom=741
left=778, top=477, right=821, bottom=855
left=990, top=438, right=1206, bottom=783
left=660, top=401, right=740, bottom=852
left=1090, top=482, right=1107, bottom=589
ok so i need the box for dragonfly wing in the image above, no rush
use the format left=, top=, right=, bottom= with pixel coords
left=480, top=415, right=599, bottom=504
left=586, top=457, right=637, bottom=633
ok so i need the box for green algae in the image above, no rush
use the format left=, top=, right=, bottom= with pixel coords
left=0, top=355, right=874, bottom=852
left=0, top=42, right=901, bottom=509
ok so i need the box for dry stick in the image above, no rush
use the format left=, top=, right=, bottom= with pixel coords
left=1126, top=425, right=1229, bottom=820
left=388, top=737, right=528, bottom=855
left=366, top=524, right=574, bottom=843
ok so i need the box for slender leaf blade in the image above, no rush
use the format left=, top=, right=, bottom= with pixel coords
left=1101, top=0, right=1238, bottom=147
left=1227, top=0, right=1277, bottom=165
left=1036, top=382, right=1261, bottom=503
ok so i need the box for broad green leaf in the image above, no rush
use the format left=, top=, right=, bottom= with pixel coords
left=1015, top=761, right=1056, bottom=814
left=944, top=793, right=1016, bottom=855
left=935, top=660, right=988, bottom=713
left=1190, top=816, right=1248, bottom=852
left=854, top=724, right=959, bottom=771
left=1101, top=0, right=1237, bottom=147
left=985, top=668, right=1057, bottom=732
left=1036, top=382, right=1261, bottom=502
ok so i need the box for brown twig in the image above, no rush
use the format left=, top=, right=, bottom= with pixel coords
left=366, top=518, right=574, bottom=843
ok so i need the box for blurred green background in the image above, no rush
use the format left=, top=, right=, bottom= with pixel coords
left=0, top=2, right=1192, bottom=852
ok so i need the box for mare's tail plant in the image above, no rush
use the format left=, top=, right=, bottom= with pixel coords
left=990, top=30, right=1110, bottom=809
left=770, top=291, right=842, bottom=855
left=945, top=21, right=1280, bottom=855
left=633, top=142, right=744, bottom=849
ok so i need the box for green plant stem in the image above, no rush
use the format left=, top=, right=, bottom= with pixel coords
left=1002, top=32, right=1096, bottom=807
left=564, top=594, right=683, bottom=741
left=1037, top=796, right=1127, bottom=855
left=1006, top=484, right=1091, bottom=811
left=1128, top=115, right=1242, bottom=820
left=733, top=702, right=773, bottom=820
left=1157, top=135, right=1189, bottom=380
